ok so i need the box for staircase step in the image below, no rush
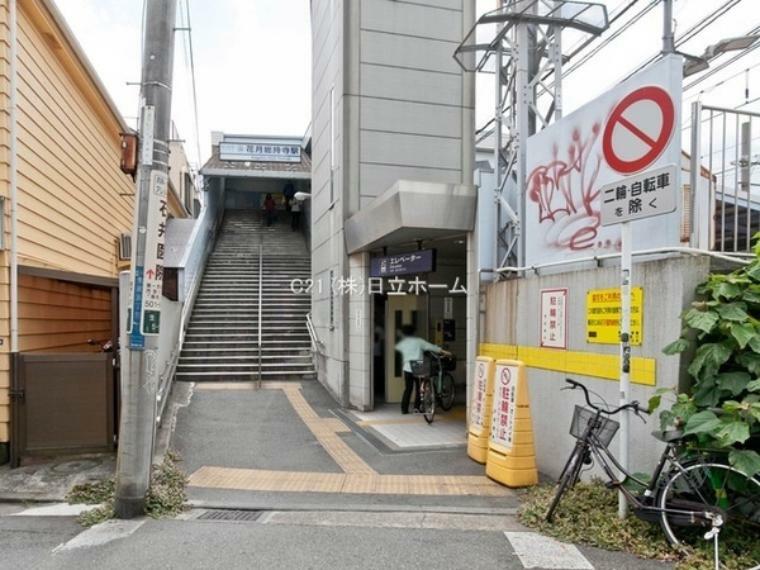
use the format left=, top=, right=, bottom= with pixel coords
left=178, top=209, right=315, bottom=383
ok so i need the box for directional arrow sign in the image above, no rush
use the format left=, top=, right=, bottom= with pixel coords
left=600, top=164, right=678, bottom=226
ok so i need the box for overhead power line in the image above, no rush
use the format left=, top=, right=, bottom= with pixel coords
left=683, top=24, right=760, bottom=91
left=624, top=0, right=747, bottom=79
left=534, top=1, right=656, bottom=106
left=179, top=0, right=203, bottom=170
left=684, top=60, right=760, bottom=102
left=560, top=0, right=659, bottom=79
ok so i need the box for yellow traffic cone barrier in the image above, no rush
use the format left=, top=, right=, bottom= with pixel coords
left=467, top=357, right=495, bottom=464
left=485, top=359, right=538, bottom=488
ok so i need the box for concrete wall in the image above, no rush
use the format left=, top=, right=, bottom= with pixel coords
left=481, top=255, right=711, bottom=478
left=311, top=0, right=475, bottom=408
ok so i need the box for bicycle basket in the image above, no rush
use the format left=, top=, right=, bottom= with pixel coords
left=570, top=406, right=619, bottom=448
left=410, top=359, right=430, bottom=377
left=441, top=355, right=456, bottom=372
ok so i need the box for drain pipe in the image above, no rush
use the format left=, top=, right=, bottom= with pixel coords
left=9, top=0, right=19, bottom=356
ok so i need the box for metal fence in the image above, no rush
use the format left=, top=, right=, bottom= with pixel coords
left=689, top=102, right=760, bottom=254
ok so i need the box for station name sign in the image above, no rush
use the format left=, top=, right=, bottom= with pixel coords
left=370, top=249, right=436, bottom=278
left=220, top=139, right=301, bottom=163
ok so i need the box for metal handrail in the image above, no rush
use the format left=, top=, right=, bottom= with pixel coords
left=257, top=243, right=263, bottom=388
left=306, top=312, right=325, bottom=355
left=496, top=246, right=750, bottom=276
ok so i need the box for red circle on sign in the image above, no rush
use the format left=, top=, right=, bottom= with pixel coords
left=602, top=86, right=675, bottom=174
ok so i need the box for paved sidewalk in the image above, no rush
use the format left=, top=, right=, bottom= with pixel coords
left=173, top=380, right=516, bottom=510
left=0, top=454, right=114, bottom=503
left=344, top=403, right=467, bottom=451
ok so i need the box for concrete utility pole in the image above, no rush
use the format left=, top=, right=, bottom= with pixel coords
left=662, top=0, right=675, bottom=55
left=115, top=0, right=177, bottom=519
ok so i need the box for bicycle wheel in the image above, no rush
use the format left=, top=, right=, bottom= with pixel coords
left=438, top=373, right=456, bottom=411
left=545, top=441, right=587, bottom=522
left=420, top=379, right=435, bottom=424
left=657, top=462, right=760, bottom=548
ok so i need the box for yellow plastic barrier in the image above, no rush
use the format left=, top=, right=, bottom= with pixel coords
left=485, top=359, right=538, bottom=488
left=467, top=357, right=495, bottom=464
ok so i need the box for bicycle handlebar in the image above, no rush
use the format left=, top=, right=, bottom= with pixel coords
left=564, top=378, right=649, bottom=416
left=425, top=351, right=453, bottom=359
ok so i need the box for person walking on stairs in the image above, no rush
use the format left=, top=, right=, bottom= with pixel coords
left=264, top=193, right=277, bottom=227
left=291, top=199, right=302, bottom=231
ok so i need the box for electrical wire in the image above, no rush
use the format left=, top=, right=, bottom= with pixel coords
left=561, top=0, right=643, bottom=60
left=180, top=0, right=203, bottom=171
left=683, top=24, right=760, bottom=91
left=623, top=0, right=748, bottom=80
left=684, top=60, right=760, bottom=102
left=560, top=0, right=659, bottom=79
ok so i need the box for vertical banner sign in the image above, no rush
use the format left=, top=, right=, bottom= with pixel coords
left=141, top=170, right=168, bottom=336
left=489, top=364, right=517, bottom=450
left=128, top=168, right=168, bottom=349
left=470, top=359, right=489, bottom=429
left=540, top=288, right=568, bottom=349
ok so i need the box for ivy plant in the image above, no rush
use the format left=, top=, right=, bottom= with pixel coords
left=652, top=239, right=760, bottom=478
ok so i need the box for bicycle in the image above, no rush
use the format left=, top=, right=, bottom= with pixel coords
left=546, top=378, right=760, bottom=563
left=410, top=352, right=456, bottom=424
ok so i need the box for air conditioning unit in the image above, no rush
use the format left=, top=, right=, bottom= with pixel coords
left=118, top=233, right=132, bottom=261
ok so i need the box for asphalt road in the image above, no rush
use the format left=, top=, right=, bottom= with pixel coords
left=0, top=380, right=676, bottom=569
left=0, top=513, right=674, bottom=570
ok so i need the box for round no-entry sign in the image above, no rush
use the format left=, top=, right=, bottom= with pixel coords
left=602, top=86, right=675, bottom=174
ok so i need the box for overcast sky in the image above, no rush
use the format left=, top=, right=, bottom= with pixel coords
left=55, top=0, right=760, bottom=169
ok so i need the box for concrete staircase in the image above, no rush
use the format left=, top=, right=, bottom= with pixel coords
left=176, top=210, right=314, bottom=381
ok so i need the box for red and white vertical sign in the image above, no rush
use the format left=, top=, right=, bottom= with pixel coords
left=470, top=359, right=489, bottom=429
left=540, top=288, right=568, bottom=349
left=489, top=364, right=517, bottom=450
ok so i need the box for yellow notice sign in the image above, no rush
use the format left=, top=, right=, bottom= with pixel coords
left=586, top=287, right=643, bottom=346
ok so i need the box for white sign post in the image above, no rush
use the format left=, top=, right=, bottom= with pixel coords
left=597, top=72, right=681, bottom=520
left=523, top=55, right=683, bottom=518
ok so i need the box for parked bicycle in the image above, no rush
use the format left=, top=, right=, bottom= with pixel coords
left=546, top=378, right=760, bottom=560
left=410, top=351, right=456, bottom=424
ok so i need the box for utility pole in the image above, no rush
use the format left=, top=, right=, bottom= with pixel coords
left=114, top=0, right=177, bottom=519
left=662, top=0, right=675, bottom=55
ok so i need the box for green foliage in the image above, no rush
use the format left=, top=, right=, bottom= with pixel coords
left=660, top=241, right=760, bottom=477
left=66, top=477, right=115, bottom=505
left=518, top=482, right=759, bottom=570
left=66, top=451, right=188, bottom=527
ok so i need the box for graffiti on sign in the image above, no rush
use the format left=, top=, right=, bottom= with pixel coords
left=524, top=56, right=682, bottom=265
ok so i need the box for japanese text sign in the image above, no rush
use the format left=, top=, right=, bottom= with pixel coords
left=525, top=55, right=682, bottom=265
left=540, top=288, right=568, bottom=349
left=370, top=249, right=436, bottom=278
left=489, top=363, right=518, bottom=450
left=586, top=287, right=644, bottom=345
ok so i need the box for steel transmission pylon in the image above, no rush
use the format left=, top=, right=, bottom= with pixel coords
left=455, top=1, right=609, bottom=271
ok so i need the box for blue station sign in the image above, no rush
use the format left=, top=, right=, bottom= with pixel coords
left=370, top=249, right=436, bottom=278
